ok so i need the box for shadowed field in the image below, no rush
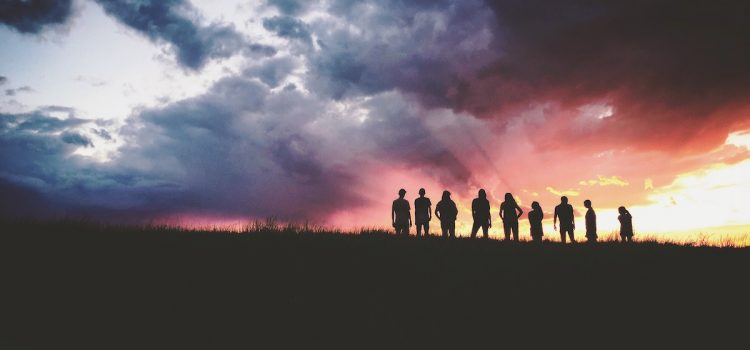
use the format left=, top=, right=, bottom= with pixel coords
left=1, top=221, right=748, bottom=349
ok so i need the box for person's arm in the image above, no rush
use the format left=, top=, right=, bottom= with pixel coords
left=487, top=203, right=492, bottom=227
left=499, top=203, right=505, bottom=221
left=516, top=205, right=524, bottom=219
left=428, top=203, right=432, bottom=221
left=408, top=203, right=412, bottom=227
left=571, top=207, right=575, bottom=229
left=435, top=205, right=441, bottom=221
left=391, top=202, right=396, bottom=227
left=553, top=207, right=558, bottom=230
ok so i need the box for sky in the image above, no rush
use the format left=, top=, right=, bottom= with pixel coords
left=1, top=0, right=749, bottom=244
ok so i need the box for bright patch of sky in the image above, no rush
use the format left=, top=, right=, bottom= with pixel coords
left=0, top=1, right=247, bottom=120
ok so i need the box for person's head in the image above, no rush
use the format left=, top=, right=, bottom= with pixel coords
left=442, top=190, right=451, bottom=200
left=419, top=188, right=426, bottom=197
left=531, top=201, right=541, bottom=211
left=504, top=192, right=516, bottom=203
left=398, top=188, right=406, bottom=198
left=561, top=196, right=568, bottom=204
left=618, top=206, right=627, bottom=214
left=478, top=189, right=486, bottom=199
left=584, top=199, right=592, bottom=208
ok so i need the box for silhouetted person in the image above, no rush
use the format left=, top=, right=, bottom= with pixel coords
left=584, top=199, right=597, bottom=243
left=554, top=196, right=576, bottom=243
left=435, top=190, right=458, bottom=238
left=392, top=189, right=411, bottom=236
left=528, top=201, right=544, bottom=243
left=618, top=206, right=633, bottom=242
left=471, top=189, right=491, bottom=238
left=414, top=188, right=432, bottom=237
left=500, top=192, right=523, bottom=241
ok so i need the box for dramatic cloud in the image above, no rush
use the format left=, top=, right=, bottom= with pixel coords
left=461, top=0, right=750, bottom=154
left=0, top=0, right=73, bottom=34
left=262, top=16, right=312, bottom=45
left=94, top=0, right=275, bottom=69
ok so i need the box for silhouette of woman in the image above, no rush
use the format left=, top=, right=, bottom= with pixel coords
left=500, top=193, right=523, bottom=241
left=528, top=201, right=544, bottom=243
left=471, top=189, right=491, bottom=239
left=618, top=206, right=633, bottom=242
left=584, top=199, right=597, bottom=243
left=435, top=191, right=458, bottom=238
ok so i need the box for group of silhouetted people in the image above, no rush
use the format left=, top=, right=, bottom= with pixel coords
left=392, top=188, right=634, bottom=243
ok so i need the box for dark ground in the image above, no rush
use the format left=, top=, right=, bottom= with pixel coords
left=1, top=221, right=748, bottom=349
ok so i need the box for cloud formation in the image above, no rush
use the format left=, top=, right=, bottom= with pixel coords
left=0, top=0, right=73, bottom=34
left=94, top=0, right=275, bottom=69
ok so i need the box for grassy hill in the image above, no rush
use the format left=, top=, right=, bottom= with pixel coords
left=1, top=221, right=748, bottom=349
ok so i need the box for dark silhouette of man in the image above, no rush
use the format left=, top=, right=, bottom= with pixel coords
left=435, top=190, right=458, bottom=238
left=414, top=188, right=432, bottom=237
left=584, top=199, right=597, bottom=243
left=618, top=206, right=633, bottom=242
left=471, top=189, right=491, bottom=238
left=500, top=192, right=523, bottom=241
left=528, top=201, right=544, bottom=243
left=554, top=196, right=576, bottom=243
left=392, top=189, right=411, bottom=236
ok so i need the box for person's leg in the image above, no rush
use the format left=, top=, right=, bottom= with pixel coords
left=424, top=222, right=430, bottom=237
left=512, top=222, right=519, bottom=241
left=560, top=229, right=566, bottom=243
left=441, top=222, right=448, bottom=238
left=416, top=223, right=422, bottom=237
left=569, top=229, right=575, bottom=243
left=471, top=222, right=480, bottom=238
left=503, top=221, right=511, bottom=240
left=449, top=223, right=456, bottom=238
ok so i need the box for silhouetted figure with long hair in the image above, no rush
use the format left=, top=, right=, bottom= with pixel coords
left=435, top=190, right=458, bottom=238
left=471, top=189, right=491, bottom=238
left=392, top=189, right=411, bottom=236
left=554, top=196, right=576, bottom=243
left=618, top=206, right=633, bottom=242
left=584, top=199, right=597, bottom=243
left=528, top=201, right=544, bottom=243
left=500, top=192, right=523, bottom=241
left=414, top=188, right=432, bottom=237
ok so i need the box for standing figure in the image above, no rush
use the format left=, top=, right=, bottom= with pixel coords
left=392, top=189, right=411, bottom=236
left=435, top=190, right=458, bottom=238
left=618, top=206, right=634, bottom=242
left=500, top=193, right=524, bottom=241
left=584, top=199, right=597, bottom=243
left=471, top=189, right=492, bottom=239
left=554, top=196, right=576, bottom=243
left=414, top=188, right=432, bottom=237
left=528, top=201, right=544, bottom=243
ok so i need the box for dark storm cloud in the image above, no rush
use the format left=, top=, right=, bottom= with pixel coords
left=94, top=0, right=275, bottom=69
left=61, top=131, right=93, bottom=147
left=0, top=76, right=7, bottom=85
left=460, top=0, right=750, bottom=153
left=111, top=74, right=368, bottom=220
left=305, top=0, right=499, bottom=106
left=262, top=16, right=312, bottom=45
left=6, top=111, right=88, bottom=132
left=0, top=0, right=73, bottom=34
